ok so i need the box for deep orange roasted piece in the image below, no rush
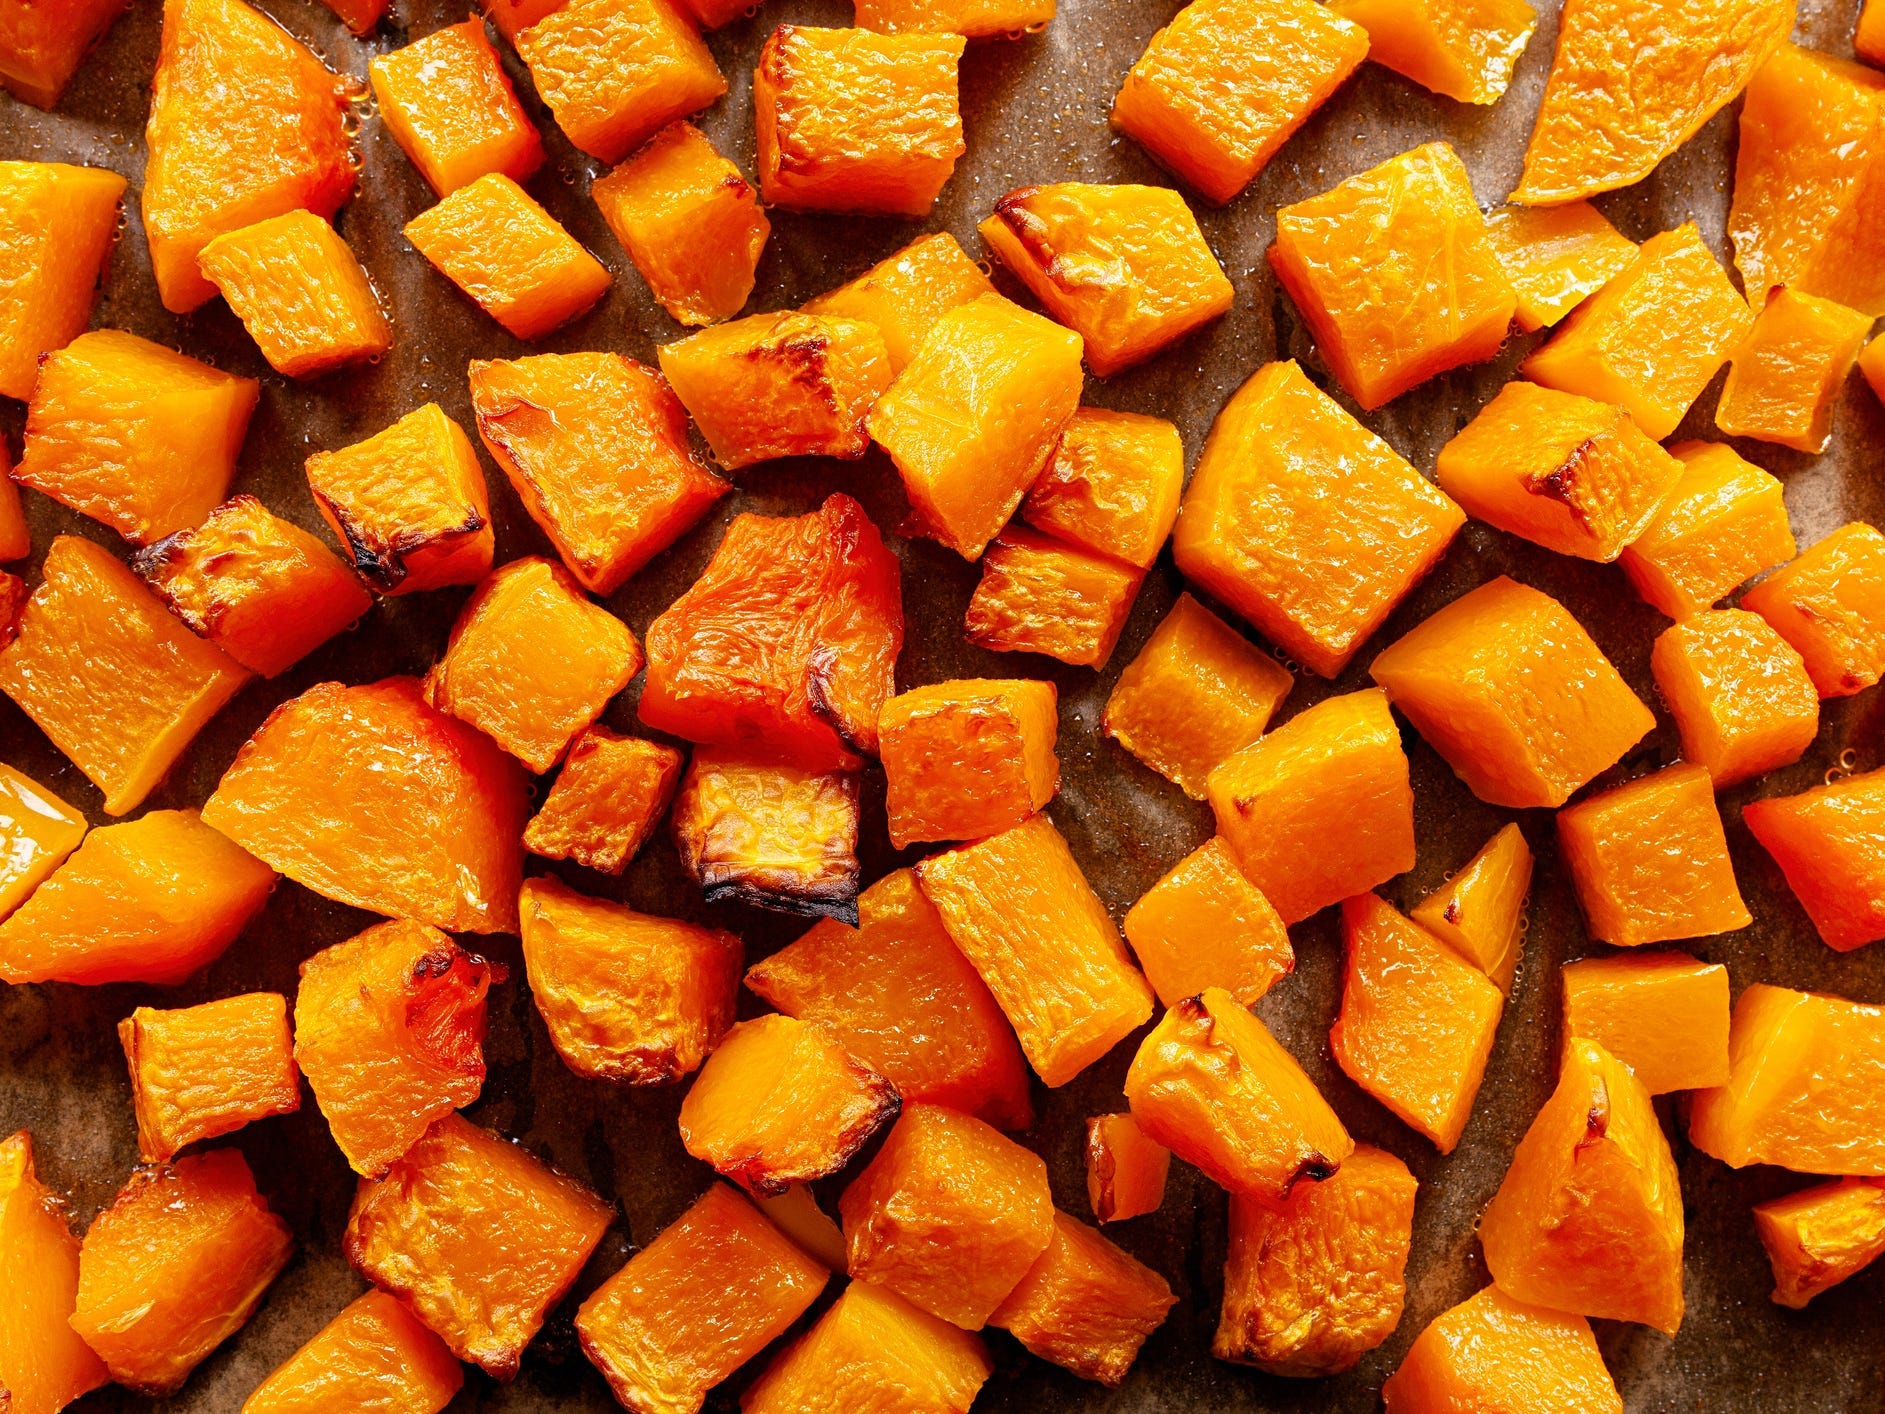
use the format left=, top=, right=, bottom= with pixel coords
left=369, top=19, right=544, bottom=196
left=854, top=0, right=1053, bottom=36
left=0, top=160, right=126, bottom=400
left=0, top=570, right=21, bottom=646
left=1123, top=838, right=1294, bottom=1009
left=1651, top=610, right=1819, bottom=787
left=964, top=527, right=1143, bottom=670
left=671, top=750, right=862, bottom=919
left=755, top=1186, right=846, bottom=1270
left=0, top=762, right=85, bottom=922
left=316, top=0, right=388, bottom=35
left=1330, top=0, right=1534, bottom=102
left=805, top=240, right=986, bottom=376
left=120, top=993, right=300, bottom=1163
left=1865, top=331, right=1885, bottom=404
left=1381, top=1285, right=1622, bottom=1413
left=1863, top=0, right=1885, bottom=64
left=1744, top=768, right=1885, bottom=952
left=0, top=1130, right=109, bottom=1414
left=989, top=1211, right=1175, bottom=1387
left=198, top=211, right=391, bottom=379
left=1481, top=201, right=1636, bottom=331
left=877, top=679, right=1059, bottom=848
left=523, top=727, right=685, bottom=873
left=1743, top=523, right=1885, bottom=698
left=1409, top=822, right=1532, bottom=993
left=1715, top=288, right=1873, bottom=452
left=0, top=449, right=24, bottom=563
left=0, top=0, right=125, bottom=107
left=1085, top=1113, right=1170, bottom=1224
left=1618, top=441, right=1796, bottom=621
left=240, top=1288, right=464, bottom=1414
left=1754, top=1178, right=1885, bottom=1309
left=1021, top=407, right=1183, bottom=570
left=1560, top=952, right=1731, bottom=1094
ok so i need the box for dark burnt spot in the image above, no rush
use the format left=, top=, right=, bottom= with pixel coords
left=806, top=645, right=873, bottom=754
left=1525, top=437, right=1599, bottom=533
left=721, top=173, right=753, bottom=198
left=1444, top=899, right=1462, bottom=924
left=1291, top=1154, right=1340, bottom=1189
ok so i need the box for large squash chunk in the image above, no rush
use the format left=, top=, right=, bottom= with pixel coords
left=240, top=1289, right=463, bottom=1414
left=523, top=727, right=685, bottom=873
left=1175, top=360, right=1465, bottom=675
left=1618, top=441, right=1796, bottom=621
left=142, top=0, right=356, bottom=314
left=1086, top=1113, right=1170, bottom=1224
left=369, top=19, right=544, bottom=197
left=1743, top=522, right=1885, bottom=698
left=671, top=750, right=861, bottom=920
left=0, top=0, right=125, bottom=107
left=1381, top=1285, right=1622, bottom=1413
left=963, top=527, right=1143, bottom=670
left=197, top=212, right=391, bottom=380
left=1481, top=200, right=1636, bottom=331
left=877, top=679, right=1058, bottom=848
left=120, top=993, right=300, bottom=1163
left=1408, top=822, right=1532, bottom=994
left=989, top=1211, right=1175, bottom=1387
left=72, top=1150, right=293, bottom=1396
left=1743, top=768, right=1885, bottom=952
left=0, top=161, right=126, bottom=400
left=0, top=762, right=85, bottom=922
left=854, top=0, right=1053, bottom=36
left=1754, top=1178, right=1885, bottom=1309
left=575, top=1183, right=826, bottom=1413
left=1561, top=952, right=1730, bottom=1094
left=202, top=677, right=529, bottom=934
left=0, top=1131, right=109, bottom=1414
left=1330, top=0, right=1534, bottom=103
left=1651, top=610, right=1819, bottom=788
left=1110, top=0, right=1367, bottom=205
left=1716, top=288, right=1873, bottom=452
left=1021, top=407, right=1182, bottom=570
left=1123, top=838, right=1294, bottom=1009
left=803, top=231, right=994, bottom=371
left=520, top=875, right=740, bottom=1084
left=1269, top=143, right=1515, bottom=410
left=1214, top=1143, right=1415, bottom=1377
left=345, top=1113, right=613, bottom=1378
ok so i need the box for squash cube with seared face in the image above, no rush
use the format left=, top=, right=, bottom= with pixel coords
left=854, top=0, right=1054, bottom=37
left=241, top=1289, right=464, bottom=1414
left=877, top=679, right=1059, bottom=848
left=370, top=19, right=545, bottom=197
left=1619, top=441, right=1795, bottom=621
left=197, top=211, right=392, bottom=378
left=525, top=727, right=686, bottom=873
left=964, top=527, right=1144, bottom=669
left=1743, top=523, right=1885, bottom=699
left=120, top=993, right=300, bottom=1163
left=672, top=750, right=863, bottom=921
left=0, top=160, right=127, bottom=400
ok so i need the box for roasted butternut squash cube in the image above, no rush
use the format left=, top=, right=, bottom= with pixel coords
left=0, top=0, right=125, bottom=107
left=1481, top=201, right=1637, bottom=332
left=72, top=1149, right=293, bottom=1396
left=803, top=232, right=994, bottom=372
left=482, top=0, right=568, bottom=43
left=576, top=1183, right=827, bottom=1413
left=1618, top=440, right=1795, bottom=621
left=295, top=920, right=501, bottom=1177
left=1409, top=823, right=1532, bottom=993
left=1520, top=224, right=1754, bottom=440
left=1084, top=1113, right=1170, bottom=1225
left=1020, top=407, right=1182, bottom=571
left=524, top=727, right=685, bottom=873
left=1651, top=610, right=1818, bottom=788
left=0, top=161, right=126, bottom=401
left=120, top=993, right=300, bottom=1164
left=1716, top=288, right=1873, bottom=452
left=198, top=211, right=391, bottom=378
left=1370, top=576, right=1654, bottom=808
left=855, top=0, right=1053, bottom=36
left=0, top=1131, right=108, bottom=1414
left=878, top=679, right=1058, bottom=848
left=1381, top=1285, right=1621, bottom=1413
left=345, top=1113, right=613, bottom=1378
left=132, top=495, right=372, bottom=679
left=17, top=330, right=258, bottom=547
left=869, top=292, right=1082, bottom=560
left=0, top=809, right=273, bottom=986
left=1744, top=768, right=1885, bottom=952
left=0, top=762, right=85, bottom=923
left=370, top=19, right=544, bottom=197
left=1743, top=522, right=1885, bottom=697
left=202, top=677, right=529, bottom=933
left=240, top=1288, right=463, bottom=1414
left=1110, top=0, right=1367, bottom=205
left=1176, top=360, right=1466, bottom=674
left=838, top=1103, right=1054, bottom=1329
left=1561, top=952, right=1730, bottom=1094
left=520, top=875, right=740, bottom=1084
left=964, top=527, right=1143, bottom=670
left=142, top=0, right=356, bottom=314
left=1206, top=688, right=1415, bottom=925
left=1330, top=0, right=1534, bottom=103
left=1124, top=838, right=1294, bottom=1009
left=1270, top=144, right=1515, bottom=410
left=672, top=750, right=862, bottom=920
left=1754, top=1177, right=1885, bottom=1309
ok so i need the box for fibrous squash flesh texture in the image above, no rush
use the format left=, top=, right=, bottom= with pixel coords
left=1753, top=1177, right=1885, bottom=1309
left=963, top=526, right=1143, bottom=670
left=877, top=679, right=1059, bottom=849
left=120, top=992, right=301, bottom=1163
left=1560, top=952, right=1731, bottom=1094
left=0, top=1131, right=109, bottom=1414
left=1743, top=768, right=1885, bottom=953
left=1022, top=407, right=1184, bottom=571
left=1381, top=1285, right=1622, bottom=1413
left=1409, top=822, right=1532, bottom=994
left=802, top=231, right=994, bottom=371
left=1715, top=288, right=1874, bottom=453
left=0, top=160, right=127, bottom=401
left=1619, top=440, right=1796, bottom=623
left=523, top=727, right=683, bottom=873
left=1481, top=200, right=1637, bottom=331
left=369, top=19, right=544, bottom=198
left=1329, top=0, right=1536, bottom=104
left=1743, top=522, right=1885, bottom=699
left=1123, top=837, right=1294, bottom=1010
left=239, top=1289, right=465, bottom=1414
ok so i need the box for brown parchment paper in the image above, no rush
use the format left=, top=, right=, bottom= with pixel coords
left=4, top=0, right=1884, bottom=1408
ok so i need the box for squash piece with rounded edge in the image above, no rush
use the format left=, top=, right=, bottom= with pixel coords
left=1651, top=610, right=1818, bottom=788
left=0, top=1131, right=109, bottom=1414
left=0, top=0, right=126, bottom=108
left=369, top=20, right=544, bottom=197
left=1743, top=522, right=1885, bottom=698
left=120, top=993, right=299, bottom=1164
left=1409, top=822, right=1532, bottom=993
left=1381, top=1285, right=1622, bottom=1413
left=1085, top=1113, right=1170, bottom=1224
left=1864, top=0, right=1885, bottom=62
left=803, top=232, right=994, bottom=372
left=0, top=161, right=126, bottom=400
left=1561, top=952, right=1730, bottom=1094
left=672, top=750, right=861, bottom=921
left=1481, top=201, right=1636, bottom=332
left=1754, top=1178, right=1885, bottom=1309
left=1124, top=838, right=1294, bottom=1010
left=1744, top=768, right=1885, bottom=953
left=1021, top=408, right=1182, bottom=571
left=1716, top=288, right=1873, bottom=452
left=524, top=727, right=685, bottom=873
left=965, top=527, right=1143, bottom=670
left=855, top=0, right=1053, bottom=36
left=1618, top=441, right=1795, bottom=622
left=317, top=0, right=388, bottom=34
left=240, top=1289, right=463, bottom=1414
left=198, top=212, right=390, bottom=379
left=0, top=762, right=85, bottom=922
left=878, top=678, right=1059, bottom=849
left=1332, top=0, right=1534, bottom=103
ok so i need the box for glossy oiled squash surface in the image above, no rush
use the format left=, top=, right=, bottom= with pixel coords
left=1753, top=1178, right=1885, bottom=1310
left=523, top=727, right=684, bottom=873
left=670, top=750, right=862, bottom=920
left=1123, top=837, right=1294, bottom=1010
left=1021, top=407, right=1183, bottom=571
left=0, top=1131, right=108, bottom=1414
left=1744, top=768, right=1885, bottom=952
left=877, top=679, right=1058, bottom=848
left=963, top=526, right=1143, bottom=670
left=240, top=1289, right=464, bottom=1414
left=1331, top=0, right=1535, bottom=103
left=0, top=761, right=85, bottom=923
left=1560, top=952, right=1731, bottom=1094
left=370, top=19, right=543, bottom=197
left=120, top=992, right=300, bottom=1163
left=801, top=231, right=992, bottom=371
left=1715, top=288, right=1874, bottom=453
left=197, top=211, right=391, bottom=379
left=1408, top=822, right=1532, bottom=993
left=1085, top=1113, right=1170, bottom=1224
left=0, top=160, right=126, bottom=400
left=0, top=0, right=125, bottom=107
left=1381, top=1284, right=1621, bottom=1413
left=1651, top=609, right=1819, bottom=788
left=1481, top=200, right=1636, bottom=331
left=1618, top=440, right=1796, bottom=621
left=1742, top=522, right=1885, bottom=698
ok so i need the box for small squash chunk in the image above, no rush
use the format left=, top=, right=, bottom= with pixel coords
left=1124, top=838, right=1294, bottom=1009
left=0, top=763, right=85, bottom=922
left=305, top=404, right=495, bottom=596
left=1086, top=1114, right=1170, bottom=1224
left=658, top=313, right=893, bottom=469
left=405, top=174, right=610, bottom=340
left=370, top=20, right=544, bottom=198
left=1206, top=688, right=1415, bottom=925
left=1175, top=361, right=1466, bottom=675
left=1618, top=440, right=1795, bottom=621
left=855, top=0, right=1053, bottom=37
left=1332, top=895, right=1503, bottom=1153
left=1381, top=1285, right=1622, bottom=1414
left=202, top=677, right=529, bottom=934
left=917, top=812, right=1154, bottom=1088
left=317, top=0, right=388, bottom=35
left=1110, top=0, right=1367, bottom=205
left=132, top=495, right=373, bottom=679
left=142, top=0, right=356, bottom=314
left=1021, top=408, right=1182, bottom=570
left=1270, top=143, right=1516, bottom=410
left=1103, top=593, right=1293, bottom=800
left=295, top=920, right=501, bottom=1177
left=869, top=292, right=1083, bottom=561
left=1481, top=201, right=1637, bottom=332
left=803, top=232, right=994, bottom=372
left=1435, top=380, right=1682, bottom=563
left=520, top=875, right=741, bottom=1084
left=1520, top=224, right=1754, bottom=440
left=0, top=0, right=125, bottom=107
left=345, top=1114, right=613, bottom=1379
left=1754, top=1178, right=1885, bottom=1309
left=470, top=352, right=728, bottom=596
left=516, top=0, right=725, bottom=165
left=576, top=1184, right=826, bottom=1414
left=73, top=1150, right=293, bottom=1396
left=1330, top=0, right=1534, bottom=103
left=748, top=869, right=1034, bottom=1129
left=641, top=494, right=902, bottom=769
left=672, top=750, right=861, bottom=920
left=838, top=1103, right=1055, bottom=1330
left=754, top=26, right=965, bottom=217
left=1370, top=576, right=1654, bottom=809
left=1651, top=610, right=1818, bottom=788
left=1716, top=288, right=1873, bottom=452
left=1561, top=953, right=1730, bottom=1094
left=0, top=810, right=273, bottom=986
left=1863, top=331, right=1885, bottom=403
left=1409, top=823, right=1532, bottom=994
left=17, top=330, right=258, bottom=547
left=0, top=162, right=126, bottom=400
left=964, top=526, right=1143, bottom=670
left=1744, top=768, right=1885, bottom=952
left=524, top=727, right=685, bottom=873
left=1480, top=1038, right=1685, bottom=1333
left=743, top=1279, right=992, bottom=1414
left=1743, top=522, right=1885, bottom=697
left=989, top=1211, right=1175, bottom=1387
left=198, top=212, right=391, bottom=379
left=0, top=1131, right=109, bottom=1414
left=878, top=678, right=1059, bottom=848
left=121, top=993, right=300, bottom=1164
left=240, top=1289, right=463, bottom=1414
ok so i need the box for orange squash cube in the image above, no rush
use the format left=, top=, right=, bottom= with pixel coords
left=202, top=677, right=529, bottom=933
left=1123, top=838, right=1294, bottom=1009
left=1744, top=768, right=1885, bottom=952
left=1370, top=576, right=1654, bottom=808
left=1716, top=288, right=1873, bottom=452
left=120, top=993, right=299, bottom=1163
left=1175, top=361, right=1466, bottom=674
left=672, top=750, right=862, bottom=920
left=1110, top=0, right=1367, bottom=205
left=1618, top=440, right=1796, bottom=621
left=17, top=330, right=258, bottom=547
left=1270, top=143, right=1515, bottom=410
left=0, top=762, right=85, bottom=922
left=803, top=231, right=994, bottom=372
left=142, top=0, right=356, bottom=314
left=1214, top=1143, right=1415, bottom=1376
left=1409, top=822, right=1532, bottom=993
left=1, top=1131, right=109, bottom=1414
left=345, top=1113, right=613, bottom=1378
left=1206, top=688, right=1415, bottom=925
left=131, top=495, right=372, bottom=679
left=1330, top=0, right=1534, bottom=103
left=1085, top=1113, right=1170, bottom=1224
left=1520, top=223, right=1755, bottom=440
left=482, top=0, right=568, bottom=43
left=524, top=727, right=684, bottom=873
left=198, top=211, right=391, bottom=378
left=240, top=1289, right=463, bottom=1414
left=369, top=19, right=544, bottom=197
left=305, top=403, right=495, bottom=596
left=576, top=1183, right=827, bottom=1413
left=0, top=0, right=125, bottom=107
left=1743, top=522, right=1885, bottom=698
left=1481, top=201, right=1637, bottom=332
left=1381, top=1285, right=1621, bottom=1413
left=72, top=1149, right=293, bottom=1396
left=1561, top=952, right=1730, bottom=1094
left=964, top=527, right=1143, bottom=670
left=869, top=292, right=1083, bottom=560
left=877, top=678, right=1058, bottom=849
left=1020, top=407, right=1182, bottom=571
left=838, top=1103, right=1054, bottom=1330
left=1651, top=610, right=1819, bottom=788
left=0, top=161, right=126, bottom=401
left=1754, top=1178, right=1885, bottom=1309
left=855, top=0, right=1053, bottom=36
left=295, top=919, right=501, bottom=1177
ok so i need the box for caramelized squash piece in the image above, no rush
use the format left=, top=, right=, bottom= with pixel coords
left=1381, top=1285, right=1621, bottom=1413
left=0, top=0, right=125, bottom=107
left=1651, top=610, right=1819, bottom=788
left=524, top=726, right=685, bottom=873
left=369, top=19, right=544, bottom=197
left=877, top=678, right=1059, bottom=848
left=317, top=0, right=388, bottom=35
left=1864, top=0, right=1885, bottom=64
left=198, top=211, right=391, bottom=378
left=1743, top=522, right=1885, bottom=697
left=0, top=570, right=20, bottom=647
left=1330, top=0, right=1534, bottom=103
left=1021, top=407, right=1182, bottom=571
left=1561, top=952, right=1730, bottom=1094
left=804, top=237, right=991, bottom=375
left=855, top=0, right=1053, bottom=36
left=1862, top=329, right=1885, bottom=404
left=1124, top=838, right=1294, bottom=1009
left=1481, top=201, right=1637, bottom=331
left=240, top=1289, right=464, bottom=1414
left=1754, top=1178, right=1885, bottom=1309
left=0, top=453, right=24, bottom=563
left=1618, top=440, right=1796, bottom=621
left=1744, top=768, right=1885, bottom=952
left=0, top=1131, right=108, bottom=1414
left=482, top=0, right=568, bottom=40
left=0, top=762, right=86, bottom=922
left=121, top=993, right=300, bottom=1163
left=1716, top=288, right=1873, bottom=452
left=1085, top=1113, right=1170, bottom=1224
left=672, top=750, right=861, bottom=920
left=0, top=161, right=126, bottom=400
left=1409, top=822, right=1532, bottom=993
left=964, top=526, right=1143, bottom=670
